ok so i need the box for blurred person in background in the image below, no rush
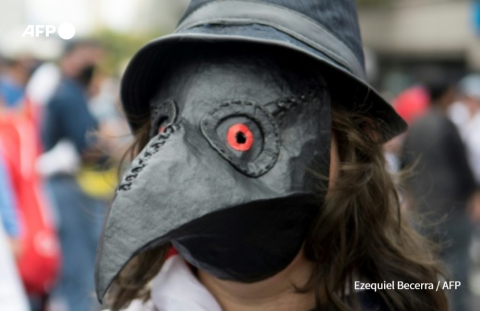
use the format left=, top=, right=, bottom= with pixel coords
left=0, top=218, right=29, bottom=311
left=26, top=61, right=61, bottom=124
left=401, top=75, right=480, bottom=311
left=0, top=56, right=35, bottom=109
left=0, top=150, right=21, bottom=258
left=453, top=74, right=480, bottom=293
left=75, top=73, right=129, bottom=202
left=40, top=39, right=105, bottom=311
left=0, top=152, right=29, bottom=311
left=0, top=215, right=29, bottom=311
left=0, top=58, right=4, bottom=108
left=454, top=74, right=480, bottom=184
left=386, top=86, right=430, bottom=174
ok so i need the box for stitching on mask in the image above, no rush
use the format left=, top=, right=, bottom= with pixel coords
left=117, top=123, right=180, bottom=192
left=264, top=91, right=316, bottom=119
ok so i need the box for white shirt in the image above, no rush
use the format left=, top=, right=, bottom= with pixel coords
left=120, top=255, right=369, bottom=311
left=125, top=255, right=222, bottom=311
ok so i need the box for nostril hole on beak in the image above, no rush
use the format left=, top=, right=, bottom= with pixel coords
left=236, top=132, right=247, bottom=144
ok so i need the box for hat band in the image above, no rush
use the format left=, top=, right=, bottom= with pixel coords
left=177, top=0, right=366, bottom=81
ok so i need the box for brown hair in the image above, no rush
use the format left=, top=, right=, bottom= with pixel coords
left=107, top=106, right=447, bottom=311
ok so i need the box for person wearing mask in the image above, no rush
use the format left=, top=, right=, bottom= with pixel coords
left=95, top=1, right=448, bottom=310
left=40, top=40, right=104, bottom=311
left=402, top=76, right=480, bottom=311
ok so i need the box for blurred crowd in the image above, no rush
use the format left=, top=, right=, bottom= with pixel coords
left=0, top=40, right=130, bottom=311
left=1, top=37, right=480, bottom=311
left=386, top=72, right=480, bottom=311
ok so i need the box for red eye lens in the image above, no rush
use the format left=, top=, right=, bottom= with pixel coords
left=227, top=124, right=253, bottom=151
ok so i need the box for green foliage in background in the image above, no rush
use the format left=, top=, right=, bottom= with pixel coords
left=91, top=29, right=165, bottom=77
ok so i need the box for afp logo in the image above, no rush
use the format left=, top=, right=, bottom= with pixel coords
left=22, top=22, right=76, bottom=40
left=441, top=281, right=461, bottom=290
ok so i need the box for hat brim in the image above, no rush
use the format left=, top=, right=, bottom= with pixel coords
left=121, top=25, right=407, bottom=142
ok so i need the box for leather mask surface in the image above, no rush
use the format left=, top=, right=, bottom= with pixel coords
left=95, top=52, right=332, bottom=299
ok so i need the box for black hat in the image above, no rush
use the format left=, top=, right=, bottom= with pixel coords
left=121, top=0, right=407, bottom=141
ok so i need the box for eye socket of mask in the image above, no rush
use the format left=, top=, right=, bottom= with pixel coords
left=149, top=99, right=179, bottom=138
left=200, top=100, right=279, bottom=177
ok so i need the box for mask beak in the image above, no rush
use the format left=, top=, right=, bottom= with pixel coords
left=94, top=122, right=288, bottom=301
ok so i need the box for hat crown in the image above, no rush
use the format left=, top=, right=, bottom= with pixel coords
left=180, top=0, right=364, bottom=69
